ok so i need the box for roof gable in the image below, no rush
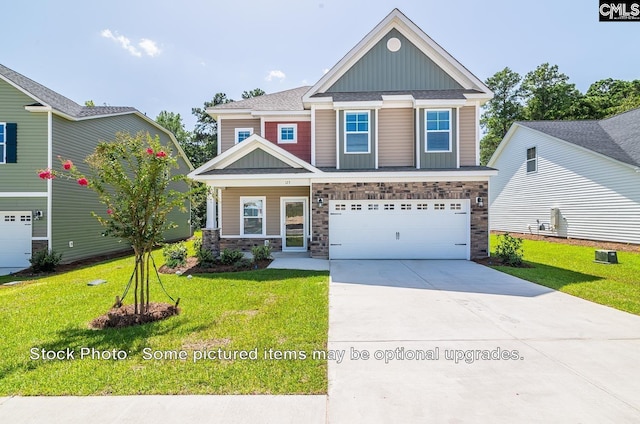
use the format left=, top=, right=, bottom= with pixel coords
left=189, top=134, right=320, bottom=178
left=304, top=9, right=492, bottom=102
left=327, top=28, right=462, bottom=93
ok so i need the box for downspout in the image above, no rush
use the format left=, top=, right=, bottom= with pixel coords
left=47, top=111, right=53, bottom=251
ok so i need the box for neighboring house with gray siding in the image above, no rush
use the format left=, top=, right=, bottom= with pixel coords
left=189, top=9, right=496, bottom=260
left=0, top=64, right=193, bottom=272
left=488, top=108, right=640, bottom=245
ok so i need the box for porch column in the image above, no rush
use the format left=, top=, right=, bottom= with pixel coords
left=206, top=187, right=217, bottom=229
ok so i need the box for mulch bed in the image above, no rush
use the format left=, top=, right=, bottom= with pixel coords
left=492, top=231, right=640, bottom=253
left=89, top=302, right=180, bottom=329
left=158, top=257, right=273, bottom=275
left=473, top=256, right=532, bottom=268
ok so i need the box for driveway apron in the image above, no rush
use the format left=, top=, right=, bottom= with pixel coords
left=327, top=260, right=640, bottom=423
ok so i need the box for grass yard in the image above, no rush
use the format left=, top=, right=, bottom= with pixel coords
left=490, top=235, right=640, bottom=315
left=0, top=250, right=329, bottom=395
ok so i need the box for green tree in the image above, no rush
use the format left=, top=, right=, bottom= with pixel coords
left=190, top=93, right=232, bottom=167
left=39, top=132, right=190, bottom=315
left=84, top=100, right=95, bottom=107
left=520, top=63, right=582, bottom=120
left=155, top=111, right=191, bottom=145
left=480, top=67, right=524, bottom=164
left=583, top=79, right=640, bottom=118
left=242, top=88, right=265, bottom=99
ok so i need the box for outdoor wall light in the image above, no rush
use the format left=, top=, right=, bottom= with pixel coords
left=33, top=210, right=43, bottom=220
left=317, top=197, right=324, bottom=207
left=475, top=197, right=484, bottom=207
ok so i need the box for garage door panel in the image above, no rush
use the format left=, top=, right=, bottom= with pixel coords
left=329, top=200, right=469, bottom=260
left=0, top=211, right=33, bottom=268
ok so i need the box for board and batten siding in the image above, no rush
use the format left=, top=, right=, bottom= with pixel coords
left=458, top=106, right=477, bottom=166
left=0, top=79, right=49, bottom=193
left=220, top=118, right=261, bottom=153
left=378, top=108, right=414, bottom=167
left=490, top=126, right=640, bottom=244
left=314, top=109, right=336, bottom=167
left=51, top=114, right=191, bottom=263
left=221, top=186, right=309, bottom=236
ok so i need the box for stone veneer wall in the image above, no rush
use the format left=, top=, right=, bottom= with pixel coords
left=202, top=229, right=221, bottom=258
left=32, top=240, right=48, bottom=254
left=310, top=181, right=489, bottom=259
left=220, top=237, right=282, bottom=252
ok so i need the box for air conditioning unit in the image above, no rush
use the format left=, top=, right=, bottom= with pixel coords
left=595, top=249, right=618, bottom=264
left=550, top=208, right=560, bottom=230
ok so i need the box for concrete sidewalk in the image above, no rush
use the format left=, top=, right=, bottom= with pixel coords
left=327, top=260, right=640, bottom=423
left=0, top=395, right=326, bottom=424
left=267, top=252, right=330, bottom=271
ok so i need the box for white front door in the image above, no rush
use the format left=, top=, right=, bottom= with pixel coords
left=0, top=211, right=33, bottom=268
left=329, top=200, right=470, bottom=260
left=281, top=198, right=307, bottom=252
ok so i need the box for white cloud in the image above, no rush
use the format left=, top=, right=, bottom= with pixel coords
left=101, top=29, right=161, bottom=58
left=139, top=38, right=161, bottom=57
left=265, top=70, right=286, bottom=82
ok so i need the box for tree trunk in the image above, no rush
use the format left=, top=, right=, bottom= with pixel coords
left=139, top=253, right=145, bottom=314
left=133, top=252, right=139, bottom=315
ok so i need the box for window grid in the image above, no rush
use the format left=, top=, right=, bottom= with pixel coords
left=400, top=204, right=411, bottom=210
left=450, top=203, right=462, bottom=210
left=527, top=147, right=537, bottom=173
left=335, top=204, right=346, bottom=211
left=277, top=124, right=297, bottom=144
left=4, top=215, right=16, bottom=222
left=0, top=123, right=6, bottom=164
left=20, top=215, right=31, bottom=222
left=351, top=204, right=362, bottom=211
left=235, top=128, right=253, bottom=144
left=345, top=111, right=370, bottom=153
left=384, top=204, right=395, bottom=210
left=425, top=110, right=451, bottom=152
left=434, top=204, right=445, bottom=210
left=368, top=204, right=379, bottom=211
left=416, top=204, right=428, bottom=210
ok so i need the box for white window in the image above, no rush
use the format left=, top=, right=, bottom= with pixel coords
left=235, top=128, right=253, bottom=144
left=277, top=124, right=297, bottom=144
left=240, top=197, right=266, bottom=236
left=344, top=111, right=370, bottom=154
left=425, top=110, right=451, bottom=152
left=0, top=123, right=6, bottom=164
left=526, top=147, right=537, bottom=173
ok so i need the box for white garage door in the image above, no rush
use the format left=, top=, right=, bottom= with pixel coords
left=0, top=211, right=33, bottom=268
left=329, top=200, right=470, bottom=260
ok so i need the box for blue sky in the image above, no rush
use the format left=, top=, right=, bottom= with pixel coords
left=2, top=0, right=638, bottom=129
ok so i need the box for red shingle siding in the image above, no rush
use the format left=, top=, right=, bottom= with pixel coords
left=264, top=121, right=311, bottom=163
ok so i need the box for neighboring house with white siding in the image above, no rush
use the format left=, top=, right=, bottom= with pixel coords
left=488, top=108, right=640, bottom=245
left=189, top=9, right=496, bottom=260
left=0, top=64, right=193, bottom=272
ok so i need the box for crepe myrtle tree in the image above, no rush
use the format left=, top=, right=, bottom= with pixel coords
left=38, top=131, right=191, bottom=315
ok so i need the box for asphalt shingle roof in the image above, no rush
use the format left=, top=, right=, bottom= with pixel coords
left=210, top=86, right=310, bottom=112
left=519, top=108, right=640, bottom=167
left=0, top=64, right=138, bottom=119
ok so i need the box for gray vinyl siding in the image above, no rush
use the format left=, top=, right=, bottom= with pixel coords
left=314, top=109, right=336, bottom=167
left=338, top=110, right=376, bottom=170
left=227, top=148, right=291, bottom=169
left=220, top=118, right=260, bottom=153
left=0, top=197, right=47, bottom=237
left=419, top=108, right=457, bottom=169
left=327, top=29, right=462, bottom=92
left=221, top=186, right=309, bottom=236
left=378, top=108, right=414, bottom=167
left=459, top=106, right=477, bottom=166
left=51, top=114, right=191, bottom=263
left=490, top=126, right=640, bottom=244
left=0, top=79, right=48, bottom=192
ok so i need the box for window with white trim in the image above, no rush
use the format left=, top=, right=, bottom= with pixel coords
left=526, top=147, right=537, bottom=173
left=425, top=110, right=451, bottom=152
left=235, top=128, right=253, bottom=144
left=345, top=111, right=370, bottom=153
left=277, top=124, right=297, bottom=144
left=240, top=197, right=265, bottom=236
left=0, top=123, right=5, bottom=164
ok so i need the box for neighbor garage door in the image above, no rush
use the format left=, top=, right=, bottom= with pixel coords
left=329, top=200, right=470, bottom=259
left=0, top=211, right=33, bottom=268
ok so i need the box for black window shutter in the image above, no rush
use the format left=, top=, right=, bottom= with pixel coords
left=6, top=123, right=17, bottom=163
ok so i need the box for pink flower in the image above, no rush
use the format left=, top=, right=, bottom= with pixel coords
left=38, top=169, right=55, bottom=180
left=107, top=209, right=113, bottom=215
left=156, top=151, right=167, bottom=158
left=77, top=177, right=89, bottom=186
left=146, top=148, right=154, bottom=155
left=62, top=160, right=73, bottom=170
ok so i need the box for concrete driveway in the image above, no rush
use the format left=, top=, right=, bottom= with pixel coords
left=328, top=260, right=640, bottom=423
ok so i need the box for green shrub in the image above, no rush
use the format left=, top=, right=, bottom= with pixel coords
left=29, top=249, right=62, bottom=273
left=220, top=248, right=245, bottom=265
left=495, top=233, right=524, bottom=266
left=194, top=237, right=216, bottom=268
left=162, top=241, right=188, bottom=268
left=234, top=258, right=254, bottom=270
left=251, top=244, right=272, bottom=261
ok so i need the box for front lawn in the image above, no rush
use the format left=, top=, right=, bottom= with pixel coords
left=489, top=235, right=640, bottom=315
left=0, top=251, right=329, bottom=395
